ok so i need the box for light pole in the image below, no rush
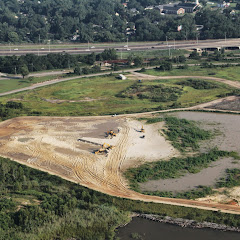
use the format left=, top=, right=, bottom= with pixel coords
left=168, top=45, right=171, bottom=57
left=48, top=40, right=51, bottom=52
left=166, top=36, right=168, bottom=46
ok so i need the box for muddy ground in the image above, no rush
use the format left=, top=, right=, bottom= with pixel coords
left=204, top=96, right=240, bottom=111
left=140, top=112, right=240, bottom=204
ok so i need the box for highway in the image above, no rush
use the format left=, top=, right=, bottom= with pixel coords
left=0, top=38, right=240, bottom=56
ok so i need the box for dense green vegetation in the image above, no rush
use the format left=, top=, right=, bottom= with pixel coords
left=125, top=148, right=235, bottom=189
left=177, top=79, right=218, bottom=90
left=0, top=0, right=240, bottom=43
left=0, top=156, right=130, bottom=240
left=144, top=186, right=214, bottom=200
left=144, top=116, right=211, bottom=152
left=0, top=49, right=117, bottom=74
left=116, top=82, right=183, bottom=102
left=2, top=156, right=240, bottom=239
left=217, top=169, right=240, bottom=188
left=0, top=101, right=26, bottom=120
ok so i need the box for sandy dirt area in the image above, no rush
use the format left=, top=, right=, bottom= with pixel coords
left=1, top=115, right=240, bottom=214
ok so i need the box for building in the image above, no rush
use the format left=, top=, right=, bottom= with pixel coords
left=177, top=3, right=198, bottom=13
left=163, top=6, right=185, bottom=15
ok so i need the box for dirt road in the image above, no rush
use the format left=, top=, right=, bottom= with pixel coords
left=1, top=65, right=240, bottom=96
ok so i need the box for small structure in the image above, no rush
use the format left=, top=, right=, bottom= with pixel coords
left=119, top=74, right=127, bottom=80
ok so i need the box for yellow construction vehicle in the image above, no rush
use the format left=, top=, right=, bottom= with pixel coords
left=140, top=125, right=145, bottom=133
left=106, top=130, right=117, bottom=138
left=94, top=143, right=114, bottom=155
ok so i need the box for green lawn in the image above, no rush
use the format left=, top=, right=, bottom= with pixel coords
left=0, top=75, right=66, bottom=94
left=0, top=75, right=234, bottom=116
left=145, top=65, right=240, bottom=82
left=117, top=49, right=188, bottom=59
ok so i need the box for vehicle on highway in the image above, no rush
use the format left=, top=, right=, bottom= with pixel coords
left=14, top=48, right=18, bottom=51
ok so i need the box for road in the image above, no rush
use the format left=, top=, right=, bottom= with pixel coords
left=1, top=65, right=240, bottom=97
left=1, top=38, right=240, bottom=56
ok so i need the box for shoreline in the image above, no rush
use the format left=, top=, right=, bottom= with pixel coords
left=134, top=213, right=240, bottom=232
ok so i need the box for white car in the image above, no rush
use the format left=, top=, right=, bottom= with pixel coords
left=14, top=48, right=18, bottom=51
left=127, top=48, right=131, bottom=51
left=90, top=46, right=95, bottom=49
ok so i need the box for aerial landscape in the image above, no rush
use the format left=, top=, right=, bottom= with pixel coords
left=1, top=0, right=240, bottom=239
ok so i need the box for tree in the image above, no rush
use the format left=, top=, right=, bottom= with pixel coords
left=134, top=56, right=143, bottom=67
left=20, top=65, right=29, bottom=79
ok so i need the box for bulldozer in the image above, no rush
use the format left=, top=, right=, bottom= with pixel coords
left=106, top=130, right=117, bottom=138
left=140, top=125, right=145, bottom=133
left=94, top=143, right=114, bottom=155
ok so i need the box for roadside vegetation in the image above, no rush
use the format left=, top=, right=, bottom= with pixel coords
left=145, top=64, right=240, bottom=82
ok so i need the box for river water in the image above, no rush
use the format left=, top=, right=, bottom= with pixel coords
left=117, top=217, right=240, bottom=240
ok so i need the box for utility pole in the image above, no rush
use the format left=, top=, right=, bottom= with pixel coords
left=166, top=36, right=168, bottom=45
left=38, top=34, right=40, bottom=56
left=225, top=32, right=227, bottom=43
left=14, top=66, right=17, bottom=75
left=174, top=39, right=176, bottom=50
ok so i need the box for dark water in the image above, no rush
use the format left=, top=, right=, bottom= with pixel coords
left=117, top=217, right=240, bottom=240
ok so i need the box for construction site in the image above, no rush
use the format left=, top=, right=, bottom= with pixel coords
left=0, top=114, right=240, bottom=214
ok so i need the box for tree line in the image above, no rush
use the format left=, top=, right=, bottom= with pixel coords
left=0, top=0, right=240, bottom=43
left=0, top=49, right=118, bottom=75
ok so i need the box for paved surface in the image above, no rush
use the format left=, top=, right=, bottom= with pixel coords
left=1, top=38, right=240, bottom=56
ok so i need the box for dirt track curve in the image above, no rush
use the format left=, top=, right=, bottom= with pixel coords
left=1, top=67, right=240, bottom=97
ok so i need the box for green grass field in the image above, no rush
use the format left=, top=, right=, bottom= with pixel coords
left=117, top=49, right=188, bottom=59
left=145, top=65, right=240, bottom=82
left=0, top=74, right=234, bottom=116
left=0, top=75, right=64, bottom=94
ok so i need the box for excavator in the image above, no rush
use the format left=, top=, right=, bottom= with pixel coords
left=140, top=125, right=145, bottom=133
left=106, top=130, right=117, bottom=138
left=94, top=143, right=114, bottom=155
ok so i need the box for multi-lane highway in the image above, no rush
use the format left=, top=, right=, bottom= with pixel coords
left=0, top=38, right=240, bottom=56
